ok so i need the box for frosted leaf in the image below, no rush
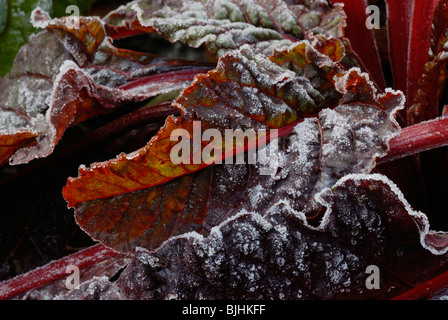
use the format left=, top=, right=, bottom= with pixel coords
left=0, top=110, right=31, bottom=132
left=176, top=42, right=345, bottom=131
left=0, top=10, right=211, bottom=166
left=288, top=1, right=347, bottom=38
left=207, top=0, right=304, bottom=39
left=132, top=0, right=290, bottom=56
left=17, top=171, right=448, bottom=300
left=141, top=15, right=284, bottom=56
left=7, top=0, right=448, bottom=302
left=266, top=84, right=403, bottom=217
left=64, top=34, right=403, bottom=254
left=107, top=0, right=347, bottom=51
left=47, top=172, right=448, bottom=300
left=101, top=0, right=350, bottom=59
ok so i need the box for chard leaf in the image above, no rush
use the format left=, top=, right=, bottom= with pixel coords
left=24, top=174, right=448, bottom=300
left=104, top=0, right=347, bottom=54
left=104, top=0, right=367, bottom=86
left=2, top=0, right=448, bottom=301
left=63, top=37, right=404, bottom=253
left=0, top=9, right=213, bottom=166
left=0, top=0, right=52, bottom=76
left=110, top=174, right=444, bottom=300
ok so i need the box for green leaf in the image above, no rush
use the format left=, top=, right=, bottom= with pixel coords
left=0, top=0, right=96, bottom=76
left=0, top=0, right=52, bottom=76
left=0, top=0, right=7, bottom=34
left=52, top=0, right=96, bottom=18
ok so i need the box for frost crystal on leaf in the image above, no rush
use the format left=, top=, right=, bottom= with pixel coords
left=3, top=0, right=448, bottom=301
left=0, top=8, right=212, bottom=166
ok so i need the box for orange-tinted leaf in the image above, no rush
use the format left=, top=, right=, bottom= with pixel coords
left=0, top=9, right=213, bottom=166
left=63, top=38, right=404, bottom=252
left=22, top=174, right=448, bottom=300
left=64, top=39, right=351, bottom=205
left=0, top=130, right=38, bottom=167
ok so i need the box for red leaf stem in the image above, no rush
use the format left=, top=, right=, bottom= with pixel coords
left=385, top=0, right=438, bottom=117
left=378, top=116, right=448, bottom=164
left=392, top=268, right=448, bottom=300
left=385, top=0, right=413, bottom=101
left=407, top=0, right=438, bottom=109
left=0, top=244, right=119, bottom=300
left=118, top=68, right=213, bottom=91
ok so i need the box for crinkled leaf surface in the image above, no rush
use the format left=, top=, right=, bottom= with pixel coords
left=1, top=0, right=448, bottom=301
left=58, top=0, right=448, bottom=299
left=106, top=0, right=372, bottom=76
left=0, top=9, right=213, bottom=166
left=115, top=174, right=444, bottom=300
left=17, top=174, right=448, bottom=300
left=105, top=0, right=347, bottom=53
left=63, top=33, right=404, bottom=252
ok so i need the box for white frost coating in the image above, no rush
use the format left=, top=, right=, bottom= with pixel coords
left=281, top=118, right=319, bottom=198
left=240, top=69, right=253, bottom=85
left=211, top=209, right=260, bottom=233
left=332, top=69, right=404, bottom=163
left=30, top=7, right=51, bottom=29
left=268, top=171, right=448, bottom=257
left=335, top=68, right=405, bottom=127
left=315, top=173, right=448, bottom=256
left=0, top=111, right=32, bottom=133
left=248, top=211, right=273, bottom=232
left=10, top=60, right=79, bottom=165
left=132, top=0, right=285, bottom=57
left=156, top=231, right=205, bottom=253
left=131, top=2, right=149, bottom=26
left=133, top=1, right=210, bottom=27
left=135, top=247, right=163, bottom=267
left=157, top=209, right=273, bottom=254
left=225, top=45, right=296, bottom=113
left=248, top=184, right=264, bottom=207
left=266, top=198, right=319, bottom=230
left=379, top=87, right=406, bottom=130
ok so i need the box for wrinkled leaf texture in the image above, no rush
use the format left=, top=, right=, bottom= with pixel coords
left=59, top=0, right=448, bottom=301
left=2, top=0, right=448, bottom=300
left=0, top=8, right=213, bottom=167
left=12, top=174, right=448, bottom=300
left=63, top=0, right=410, bottom=253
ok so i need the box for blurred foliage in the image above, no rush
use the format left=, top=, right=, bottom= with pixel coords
left=0, top=0, right=96, bottom=76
